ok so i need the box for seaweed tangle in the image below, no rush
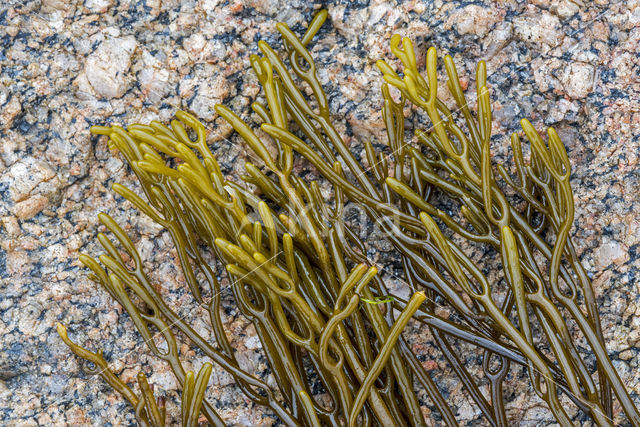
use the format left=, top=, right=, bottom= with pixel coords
left=58, top=10, right=640, bottom=426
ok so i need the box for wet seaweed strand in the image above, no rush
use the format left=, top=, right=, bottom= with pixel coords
left=221, top=9, right=639, bottom=426
left=58, top=9, right=640, bottom=426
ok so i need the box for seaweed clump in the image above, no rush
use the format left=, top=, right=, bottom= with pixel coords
left=58, top=10, right=640, bottom=426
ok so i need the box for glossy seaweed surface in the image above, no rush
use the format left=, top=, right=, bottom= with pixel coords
left=58, top=10, right=640, bottom=426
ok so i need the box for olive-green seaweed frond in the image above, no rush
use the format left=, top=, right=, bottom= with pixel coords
left=57, top=9, right=640, bottom=427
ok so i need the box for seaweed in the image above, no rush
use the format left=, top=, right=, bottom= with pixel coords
left=61, top=106, right=434, bottom=425
left=58, top=9, right=640, bottom=426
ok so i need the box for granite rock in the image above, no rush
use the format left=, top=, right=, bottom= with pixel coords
left=1, top=0, right=639, bottom=425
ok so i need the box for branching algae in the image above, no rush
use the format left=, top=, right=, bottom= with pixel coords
left=58, top=10, right=640, bottom=426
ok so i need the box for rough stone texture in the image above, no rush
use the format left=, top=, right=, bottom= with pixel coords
left=0, top=0, right=639, bottom=425
left=84, top=36, right=138, bottom=99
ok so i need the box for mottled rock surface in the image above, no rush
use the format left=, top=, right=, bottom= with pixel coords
left=1, top=0, right=639, bottom=425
